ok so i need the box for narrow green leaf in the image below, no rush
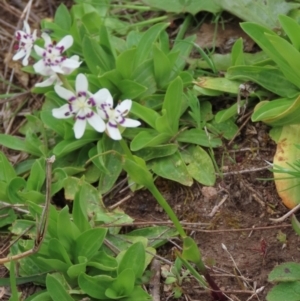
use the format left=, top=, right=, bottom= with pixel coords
left=54, top=3, right=72, bottom=30
left=46, top=274, right=74, bottom=301
left=0, top=151, right=16, bottom=182
left=131, top=131, right=172, bottom=151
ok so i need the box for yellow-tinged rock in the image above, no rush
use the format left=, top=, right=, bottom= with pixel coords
left=274, top=125, right=300, bottom=209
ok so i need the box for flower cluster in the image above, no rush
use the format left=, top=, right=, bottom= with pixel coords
left=12, top=22, right=140, bottom=140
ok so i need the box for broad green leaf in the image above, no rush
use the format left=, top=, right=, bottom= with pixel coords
left=78, top=273, right=113, bottom=299
left=122, top=155, right=153, bottom=188
left=266, top=281, right=300, bottom=301
left=133, top=23, right=169, bottom=70
left=46, top=274, right=74, bottom=301
left=105, top=269, right=135, bottom=299
left=227, top=66, right=299, bottom=98
left=53, top=135, right=98, bottom=157
left=37, top=258, right=69, bottom=272
left=98, top=137, right=123, bottom=194
left=134, top=144, right=178, bottom=161
left=54, top=3, right=72, bottom=30
left=177, top=129, right=222, bottom=147
left=231, top=38, right=245, bottom=66
left=7, top=177, right=26, bottom=204
left=219, top=0, right=299, bottom=29
left=0, top=151, right=16, bottom=182
left=181, top=145, right=215, bottom=186
left=252, top=96, right=300, bottom=126
left=269, top=262, right=300, bottom=282
left=155, top=77, right=183, bottom=135
left=121, top=286, right=152, bottom=301
left=118, top=242, right=145, bottom=279
left=40, top=111, right=65, bottom=137
left=292, top=215, right=300, bottom=236
left=88, top=250, right=118, bottom=271
left=131, top=102, right=160, bottom=129
left=26, top=158, right=45, bottom=192
left=208, top=119, right=239, bottom=140
left=48, top=238, right=73, bottom=266
left=128, top=226, right=178, bottom=248
left=119, top=79, right=147, bottom=99
left=0, top=134, right=41, bottom=157
left=153, top=44, right=172, bottom=87
left=57, top=206, right=80, bottom=255
left=182, top=237, right=202, bottom=263
left=75, top=228, right=107, bottom=260
left=0, top=207, right=16, bottom=227
left=279, top=15, right=300, bottom=51
left=116, top=48, right=136, bottom=79
left=130, top=131, right=172, bottom=151
left=151, top=151, right=193, bottom=186
left=67, top=256, right=88, bottom=279
left=82, top=11, right=103, bottom=35
left=27, top=291, right=52, bottom=301
left=141, top=0, right=220, bottom=15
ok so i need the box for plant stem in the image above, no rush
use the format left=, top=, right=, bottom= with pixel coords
left=130, top=16, right=169, bottom=27
left=148, top=184, right=186, bottom=238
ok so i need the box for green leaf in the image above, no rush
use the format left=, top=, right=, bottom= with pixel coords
left=57, top=206, right=80, bottom=255
left=153, top=44, right=172, bottom=87
left=266, top=281, right=300, bottom=301
left=46, top=274, right=74, bottom=301
left=105, top=269, right=135, bottom=299
left=177, top=128, right=222, bottom=147
left=116, top=48, right=136, bottom=79
left=181, top=145, right=216, bottom=186
left=0, top=151, right=16, bottom=182
left=122, top=155, right=153, bottom=188
left=118, top=242, right=145, bottom=279
left=292, top=215, right=300, bottom=236
left=78, top=273, right=113, bottom=299
left=155, top=77, right=183, bottom=135
left=7, top=177, right=26, bottom=204
left=75, top=228, right=107, bottom=260
left=40, top=110, right=65, bottom=137
left=54, top=3, right=72, bottom=30
left=269, top=262, right=300, bottom=282
left=279, top=15, right=300, bottom=51
left=67, top=256, right=88, bottom=279
left=119, top=79, right=147, bottom=99
left=48, top=238, right=73, bottom=266
left=134, top=144, right=178, bottom=161
left=121, top=286, right=152, bottom=301
left=131, top=131, right=172, bottom=151
left=0, top=207, right=16, bottom=227
left=141, top=0, right=220, bottom=15
left=131, top=102, right=160, bottom=129
left=26, top=158, right=45, bottom=192
left=0, top=134, right=41, bottom=157
left=88, top=250, right=118, bottom=271
left=182, top=237, right=202, bottom=263
left=82, top=11, right=103, bottom=35
left=151, top=151, right=193, bottom=186
left=231, top=38, right=245, bottom=66
left=227, top=65, right=300, bottom=98
left=98, top=137, right=123, bottom=194
left=26, top=291, right=52, bottom=301
left=133, top=23, right=169, bottom=70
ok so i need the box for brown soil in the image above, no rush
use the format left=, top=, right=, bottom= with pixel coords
left=1, top=2, right=300, bottom=301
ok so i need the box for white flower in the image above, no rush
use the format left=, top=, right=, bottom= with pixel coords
left=12, top=21, right=37, bottom=66
left=95, top=89, right=141, bottom=140
left=33, top=33, right=81, bottom=76
left=52, top=74, right=105, bottom=139
left=35, top=55, right=80, bottom=87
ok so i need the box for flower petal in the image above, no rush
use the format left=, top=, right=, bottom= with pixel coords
left=74, top=119, right=86, bottom=139
left=52, top=104, right=72, bottom=119
left=61, top=58, right=81, bottom=70
left=93, top=88, right=113, bottom=106
left=34, top=45, right=45, bottom=57
left=12, top=49, right=26, bottom=61
left=107, top=122, right=122, bottom=140
left=35, top=75, right=58, bottom=87
left=87, top=113, right=106, bottom=133
left=41, top=33, right=52, bottom=47
left=57, top=35, right=73, bottom=51
left=76, top=74, right=88, bottom=93
left=33, top=59, right=49, bottom=75
left=21, top=53, right=31, bottom=66
left=55, top=85, right=75, bottom=101
left=51, top=65, right=65, bottom=74
left=23, top=21, right=30, bottom=34
left=121, top=118, right=141, bottom=128
left=115, top=99, right=132, bottom=114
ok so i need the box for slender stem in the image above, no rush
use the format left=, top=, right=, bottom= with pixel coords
left=111, top=4, right=151, bottom=11
left=148, top=184, right=186, bottom=238
left=175, top=14, right=193, bottom=43
left=130, top=16, right=169, bottom=27
left=57, top=74, right=75, bottom=92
